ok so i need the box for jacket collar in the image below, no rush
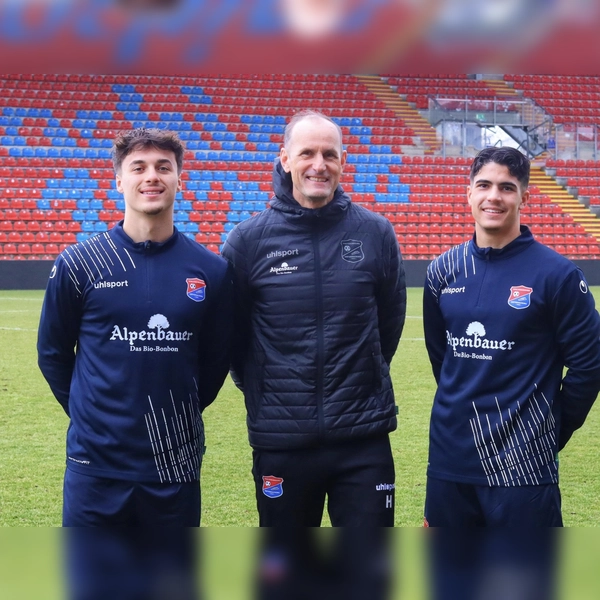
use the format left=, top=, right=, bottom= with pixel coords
left=110, top=220, right=180, bottom=253
left=470, top=225, right=534, bottom=260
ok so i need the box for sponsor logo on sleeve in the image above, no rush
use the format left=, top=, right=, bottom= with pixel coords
left=508, top=285, right=533, bottom=309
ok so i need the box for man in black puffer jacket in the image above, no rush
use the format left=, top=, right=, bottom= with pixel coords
left=221, top=110, right=406, bottom=526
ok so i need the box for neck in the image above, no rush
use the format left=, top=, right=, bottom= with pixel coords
left=475, top=225, right=521, bottom=250
left=122, top=213, right=174, bottom=244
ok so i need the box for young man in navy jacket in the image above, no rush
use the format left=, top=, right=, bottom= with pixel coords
left=37, top=128, right=233, bottom=527
left=423, top=146, right=600, bottom=526
left=222, top=110, right=406, bottom=527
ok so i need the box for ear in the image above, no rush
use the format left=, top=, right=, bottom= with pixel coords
left=177, top=174, right=183, bottom=192
left=340, top=148, right=347, bottom=170
left=519, top=188, right=529, bottom=210
left=466, top=184, right=473, bottom=207
left=115, top=174, right=123, bottom=193
left=280, top=147, right=291, bottom=172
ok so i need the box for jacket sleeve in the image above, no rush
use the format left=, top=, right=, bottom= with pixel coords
left=220, top=226, right=252, bottom=392
left=377, top=222, right=406, bottom=365
left=197, top=261, right=234, bottom=412
left=552, top=268, right=600, bottom=450
left=36, top=258, right=82, bottom=417
left=423, top=261, right=446, bottom=384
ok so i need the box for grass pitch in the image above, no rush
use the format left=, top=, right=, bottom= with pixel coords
left=1, top=288, right=599, bottom=527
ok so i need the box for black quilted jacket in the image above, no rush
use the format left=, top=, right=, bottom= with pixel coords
left=221, top=160, right=406, bottom=449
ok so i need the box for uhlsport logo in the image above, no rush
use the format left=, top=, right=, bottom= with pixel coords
left=94, top=279, right=129, bottom=290
left=262, top=475, right=284, bottom=498
left=447, top=321, right=516, bottom=361
left=341, top=239, right=364, bottom=263
left=186, top=277, right=206, bottom=302
left=266, top=248, right=299, bottom=259
left=508, top=285, right=533, bottom=309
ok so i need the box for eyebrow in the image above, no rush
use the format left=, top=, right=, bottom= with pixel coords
left=297, top=146, right=340, bottom=156
left=474, top=178, right=517, bottom=188
left=128, top=158, right=174, bottom=167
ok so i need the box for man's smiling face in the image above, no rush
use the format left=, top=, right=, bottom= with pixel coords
left=116, top=146, right=182, bottom=217
left=468, top=161, right=529, bottom=248
left=280, top=115, right=346, bottom=209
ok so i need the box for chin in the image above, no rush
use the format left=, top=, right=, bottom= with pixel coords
left=143, top=206, right=167, bottom=216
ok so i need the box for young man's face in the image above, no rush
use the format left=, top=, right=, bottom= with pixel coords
left=280, top=116, right=346, bottom=209
left=467, top=161, right=529, bottom=248
left=116, top=146, right=182, bottom=218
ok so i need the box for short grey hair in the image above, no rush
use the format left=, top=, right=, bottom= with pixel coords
left=283, top=110, right=343, bottom=151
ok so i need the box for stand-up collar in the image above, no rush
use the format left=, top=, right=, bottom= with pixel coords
left=110, top=221, right=179, bottom=253
left=470, top=225, right=535, bottom=260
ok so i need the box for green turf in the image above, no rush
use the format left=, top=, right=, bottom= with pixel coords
left=1, top=288, right=599, bottom=527
left=1, top=288, right=600, bottom=598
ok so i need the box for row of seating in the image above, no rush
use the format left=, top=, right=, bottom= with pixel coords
left=2, top=73, right=600, bottom=260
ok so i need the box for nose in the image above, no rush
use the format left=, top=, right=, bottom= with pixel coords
left=487, top=185, right=502, bottom=201
left=312, top=153, right=326, bottom=172
left=145, top=167, right=160, bottom=181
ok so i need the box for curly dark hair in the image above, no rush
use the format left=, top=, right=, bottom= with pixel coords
left=469, top=146, right=530, bottom=190
left=111, top=127, right=185, bottom=175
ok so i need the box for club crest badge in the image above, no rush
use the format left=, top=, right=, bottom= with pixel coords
left=341, top=239, right=364, bottom=263
left=262, top=475, right=284, bottom=498
left=186, top=278, right=206, bottom=302
left=508, top=285, right=533, bottom=310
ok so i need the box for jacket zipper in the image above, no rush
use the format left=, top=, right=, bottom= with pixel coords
left=144, top=240, right=152, bottom=303
left=475, top=249, right=490, bottom=308
left=312, top=221, right=325, bottom=439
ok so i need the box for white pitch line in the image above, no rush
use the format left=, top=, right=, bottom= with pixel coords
left=0, top=327, right=37, bottom=332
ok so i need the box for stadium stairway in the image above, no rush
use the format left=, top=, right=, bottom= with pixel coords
left=354, top=75, right=440, bottom=154
left=530, top=167, right=600, bottom=241
left=481, top=78, right=520, bottom=98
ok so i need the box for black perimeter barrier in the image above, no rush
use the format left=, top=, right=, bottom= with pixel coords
left=3, top=260, right=600, bottom=290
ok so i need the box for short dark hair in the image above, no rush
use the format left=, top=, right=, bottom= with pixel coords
left=469, top=146, right=530, bottom=189
left=283, top=110, right=343, bottom=151
left=111, top=128, right=185, bottom=175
